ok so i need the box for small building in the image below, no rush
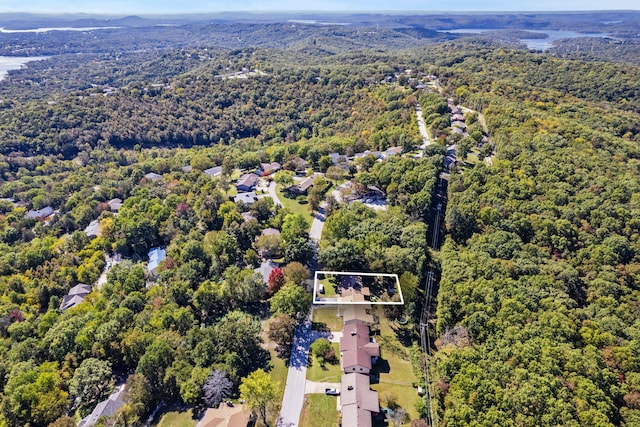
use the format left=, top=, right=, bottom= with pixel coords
left=148, top=247, right=166, bottom=275
left=340, top=373, right=380, bottom=427
left=79, top=384, right=126, bottom=427
left=204, top=166, right=223, bottom=177
left=451, top=113, right=465, bottom=122
left=234, top=191, right=258, bottom=206
left=340, top=320, right=380, bottom=374
left=241, top=212, right=257, bottom=223
left=144, top=172, right=163, bottom=181
left=289, top=175, right=315, bottom=195
left=85, top=219, right=101, bottom=238
left=451, top=120, right=467, bottom=130
left=26, top=206, right=54, bottom=219
left=235, top=173, right=260, bottom=192
left=60, top=284, right=92, bottom=311
left=182, top=165, right=192, bottom=173
left=107, top=198, right=123, bottom=213
left=339, top=304, right=375, bottom=326
left=261, top=228, right=281, bottom=238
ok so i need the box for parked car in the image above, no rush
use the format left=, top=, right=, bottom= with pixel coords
left=325, top=388, right=340, bottom=396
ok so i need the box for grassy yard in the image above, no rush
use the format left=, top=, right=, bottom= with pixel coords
left=312, top=306, right=343, bottom=332
left=268, top=347, right=289, bottom=399
left=153, top=408, right=197, bottom=427
left=370, top=309, right=421, bottom=424
left=276, top=185, right=312, bottom=227
left=317, top=277, right=337, bottom=297
left=307, top=342, right=342, bottom=383
left=299, top=394, right=340, bottom=427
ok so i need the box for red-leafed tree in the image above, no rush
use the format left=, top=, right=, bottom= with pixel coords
left=267, top=267, right=285, bottom=295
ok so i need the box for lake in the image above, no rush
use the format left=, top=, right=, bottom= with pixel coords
left=0, top=26, right=120, bottom=33
left=441, top=28, right=611, bottom=50
left=0, top=56, right=48, bottom=81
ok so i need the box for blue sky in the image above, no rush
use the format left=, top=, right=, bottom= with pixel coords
left=0, top=0, right=637, bottom=14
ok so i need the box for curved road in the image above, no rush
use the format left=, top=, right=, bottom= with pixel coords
left=268, top=180, right=283, bottom=207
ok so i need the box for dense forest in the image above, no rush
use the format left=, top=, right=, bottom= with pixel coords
left=0, top=12, right=639, bottom=427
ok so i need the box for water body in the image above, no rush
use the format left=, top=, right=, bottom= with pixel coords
left=0, top=26, right=120, bottom=33
left=441, top=28, right=610, bottom=50
left=0, top=56, right=48, bottom=81
left=288, top=19, right=350, bottom=26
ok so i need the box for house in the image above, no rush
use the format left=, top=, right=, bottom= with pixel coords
left=451, top=120, right=467, bottom=130
left=144, top=172, right=163, bottom=181
left=79, top=384, right=126, bottom=427
left=148, top=247, right=166, bottom=275
left=451, top=113, right=465, bottom=122
left=182, top=165, right=192, bottom=172
left=450, top=127, right=465, bottom=136
left=261, top=228, right=281, bottom=238
left=235, top=173, right=260, bottom=192
left=85, top=219, right=101, bottom=238
left=255, top=260, right=277, bottom=284
left=60, top=284, right=92, bottom=311
left=385, top=146, right=403, bottom=157
left=340, top=373, right=380, bottom=427
left=241, top=212, right=256, bottom=223
left=196, top=402, right=252, bottom=427
left=338, top=275, right=371, bottom=303
left=289, top=175, right=315, bottom=195
left=234, top=191, right=258, bottom=206
left=204, top=166, right=223, bottom=177
left=26, top=206, right=54, bottom=219
left=107, top=198, right=123, bottom=212
left=340, top=320, right=380, bottom=374
left=259, top=162, right=281, bottom=175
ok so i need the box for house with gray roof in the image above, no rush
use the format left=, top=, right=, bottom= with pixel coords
left=148, top=247, right=166, bottom=275
left=204, top=166, right=223, bottom=177
left=79, top=384, right=126, bottom=427
left=26, top=206, right=54, bottom=219
left=235, top=173, right=260, bottom=192
left=60, top=284, right=92, bottom=311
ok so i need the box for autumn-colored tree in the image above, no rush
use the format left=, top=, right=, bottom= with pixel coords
left=267, top=267, right=285, bottom=295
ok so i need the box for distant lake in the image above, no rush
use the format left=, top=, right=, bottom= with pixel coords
left=288, top=19, right=350, bottom=26
left=0, top=26, right=120, bottom=33
left=0, top=56, right=48, bottom=81
left=441, top=28, right=611, bottom=50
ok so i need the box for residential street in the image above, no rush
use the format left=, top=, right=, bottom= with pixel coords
left=415, top=103, right=431, bottom=148
left=278, top=202, right=326, bottom=426
left=267, top=180, right=283, bottom=207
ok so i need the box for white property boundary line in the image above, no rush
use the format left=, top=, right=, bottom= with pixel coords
left=313, top=271, right=404, bottom=305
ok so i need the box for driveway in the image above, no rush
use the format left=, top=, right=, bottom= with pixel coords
left=304, top=381, right=340, bottom=394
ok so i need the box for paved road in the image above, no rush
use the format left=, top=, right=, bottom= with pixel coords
left=278, top=318, right=312, bottom=427
left=268, top=180, right=283, bottom=207
left=415, top=103, right=431, bottom=149
left=309, top=204, right=326, bottom=242
left=278, top=200, right=327, bottom=426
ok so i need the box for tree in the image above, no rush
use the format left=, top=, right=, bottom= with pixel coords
left=282, top=237, right=313, bottom=264
left=254, top=234, right=281, bottom=259
left=47, top=415, right=77, bottom=427
left=239, top=368, right=278, bottom=427
left=281, top=214, right=308, bottom=242
left=310, top=338, right=332, bottom=366
left=267, top=267, right=285, bottom=295
left=121, top=373, right=154, bottom=426
left=270, top=283, right=312, bottom=319
left=273, top=170, right=294, bottom=187
left=203, top=370, right=233, bottom=408
left=283, top=262, right=310, bottom=285
left=266, top=314, right=297, bottom=357
left=70, top=358, right=113, bottom=409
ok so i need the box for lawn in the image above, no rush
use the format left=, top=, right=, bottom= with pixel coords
left=312, top=306, right=343, bottom=332
left=153, top=408, right=197, bottom=427
left=276, top=185, right=313, bottom=227
left=317, top=277, right=337, bottom=298
left=307, top=342, right=341, bottom=383
left=268, top=347, right=289, bottom=399
left=299, top=394, right=340, bottom=427
left=370, top=309, right=421, bottom=424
